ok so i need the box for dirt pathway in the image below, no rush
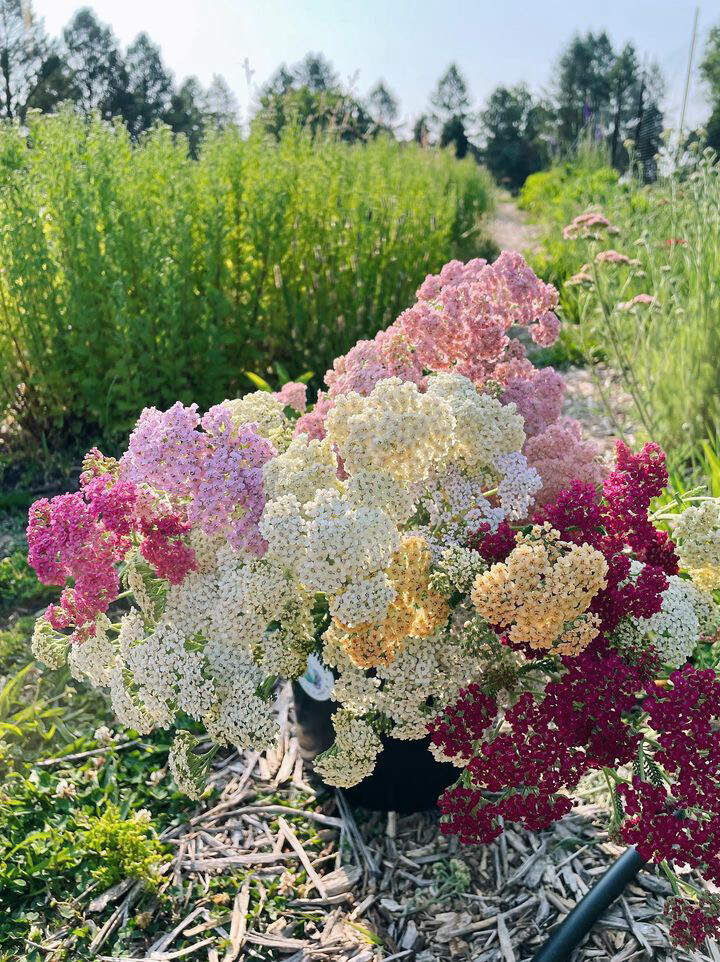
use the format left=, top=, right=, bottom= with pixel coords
left=487, top=192, right=541, bottom=255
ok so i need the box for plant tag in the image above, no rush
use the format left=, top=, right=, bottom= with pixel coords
left=297, top=654, right=335, bottom=701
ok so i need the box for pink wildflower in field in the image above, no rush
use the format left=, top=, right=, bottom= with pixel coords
left=617, top=294, right=658, bottom=311
left=566, top=264, right=594, bottom=286
left=563, top=211, right=620, bottom=240
left=27, top=490, right=127, bottom=638
left=120, top=401, right=203, bottom=497
left=595, top=250, right=639, bottom=266
left=415, top=257, right=488, bottom=300
left=138, top=508, right=197, bottom=583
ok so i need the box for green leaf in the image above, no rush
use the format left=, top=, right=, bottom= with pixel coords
left=273, top=361, right=291, bottom=385
left=244, top=371, right=273, bottom=392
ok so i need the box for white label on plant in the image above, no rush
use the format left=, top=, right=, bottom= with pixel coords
left=297, top=654, right=335, bottom=701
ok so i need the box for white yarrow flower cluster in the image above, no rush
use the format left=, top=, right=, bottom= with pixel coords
left=313, top=709, right=383, bottom=788
left=631, top=573, right=715, bottom=667
left=425, top=373, right=526, bottom=477
left=673, top=499, right=720, bottom=590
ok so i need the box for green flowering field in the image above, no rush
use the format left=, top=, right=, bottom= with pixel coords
left=0, top=111, right=493, bottom=457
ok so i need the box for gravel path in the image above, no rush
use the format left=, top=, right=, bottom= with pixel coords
left=488, top=194, right=541, bottom=256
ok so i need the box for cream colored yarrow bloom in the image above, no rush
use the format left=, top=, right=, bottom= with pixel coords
left=262, top=434, right=339, bottom=505
left=68, top=614, right=117, bottom=687
left=31, top=616, right=70, bottom=669
left=344, top=469, right=418, bottom=524
left=299, top=488, right=400, bottom=595
left=325, top=377, right=454, bottom=482
left=431, top=545, right=487, bottom=596
left=223, top=391, right=293, bottom=451
left=330, top=571, right=397, bottom=628
left=313, top=709, right=383, bottom=788
left=425, top=372, right=526, bottom=478
left=673, top=499, right=720, bottom=590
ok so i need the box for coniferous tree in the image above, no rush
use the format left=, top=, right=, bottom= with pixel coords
left=203, top=74, right=238, bottom=130
left=165, top=76, right=205, bottom=154
left=254, top=52, right=372, bottom=143
left=124, top=32, right=172, bottom=135
left=63, top=8, right=129, bottom=119
left=430, top=63, right=472, bottom=157
left=700, top=24, right=720, bottom=152
left=608, top=43, right=640, bottom=167
left=413, top=113, right=430, bottom=146
left=369, top=80, right=398, bottom=131
left=0, top=0, right=66, bottom=119
left=481, top=84, right=552, bottom=189
left=555, top=31, right=614, bottom=147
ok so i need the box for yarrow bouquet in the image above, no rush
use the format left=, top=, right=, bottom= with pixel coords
left=27, top=251, right=720, bottom=948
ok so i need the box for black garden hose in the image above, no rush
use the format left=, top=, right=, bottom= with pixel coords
left=532, top=846, right=647, bottom=962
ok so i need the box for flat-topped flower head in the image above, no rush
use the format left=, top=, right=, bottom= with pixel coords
left=325, top=377, right=454, bottom=483
left=673, top=499, right=720, bottom=590
left=471, top=524, right=608, bottom=655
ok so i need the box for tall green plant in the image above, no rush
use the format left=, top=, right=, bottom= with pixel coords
left=0, top=111, right=493, bottom=450
left=558, top=147, right=720, bottom=467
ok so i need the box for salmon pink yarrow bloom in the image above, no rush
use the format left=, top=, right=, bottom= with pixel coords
left=617, top=293, right=658, bottom=310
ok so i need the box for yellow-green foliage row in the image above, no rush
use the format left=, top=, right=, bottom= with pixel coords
left=0, top=110, right=493, bottom=448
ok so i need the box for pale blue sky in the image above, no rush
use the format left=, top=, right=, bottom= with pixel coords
left=32, top=0, right=720, bottom=131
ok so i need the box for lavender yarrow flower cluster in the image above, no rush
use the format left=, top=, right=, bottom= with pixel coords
left=120, top=401, right=275, bottom=554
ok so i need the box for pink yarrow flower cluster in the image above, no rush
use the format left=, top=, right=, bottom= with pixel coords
left=296, top=252, right=566, bottom=463
left=120, top=401, right=275, bottom=555
left=27, top=453, right=195, bottom=640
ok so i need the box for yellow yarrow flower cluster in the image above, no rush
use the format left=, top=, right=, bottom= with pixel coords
left=328, top=536, right=450, bottom=668
left=471, top=524, right=608, bottom=655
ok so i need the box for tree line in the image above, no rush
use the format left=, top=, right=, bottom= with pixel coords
left=0, top=0, right=237, bottom=153
left=254, top=37, right=666, bottom=189
left=2, top=1, right=719, bottom=188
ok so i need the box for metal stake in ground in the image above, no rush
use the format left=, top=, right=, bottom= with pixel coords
left=532, top=846, right=646, bottom=962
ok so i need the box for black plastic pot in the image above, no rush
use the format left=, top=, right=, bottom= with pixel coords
left=292, top=681, right=458, bottom=813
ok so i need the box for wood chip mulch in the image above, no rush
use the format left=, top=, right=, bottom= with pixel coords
left=71, top=685, right=719, bottom=962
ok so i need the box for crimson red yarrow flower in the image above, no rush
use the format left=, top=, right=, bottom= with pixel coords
left=620, top=667, right=720, bottom=880
left=537, top=441, right=677, bottom=634
left=666, top=896, right=720, bottom=950
left=434, top=650, right=650, bottom=844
